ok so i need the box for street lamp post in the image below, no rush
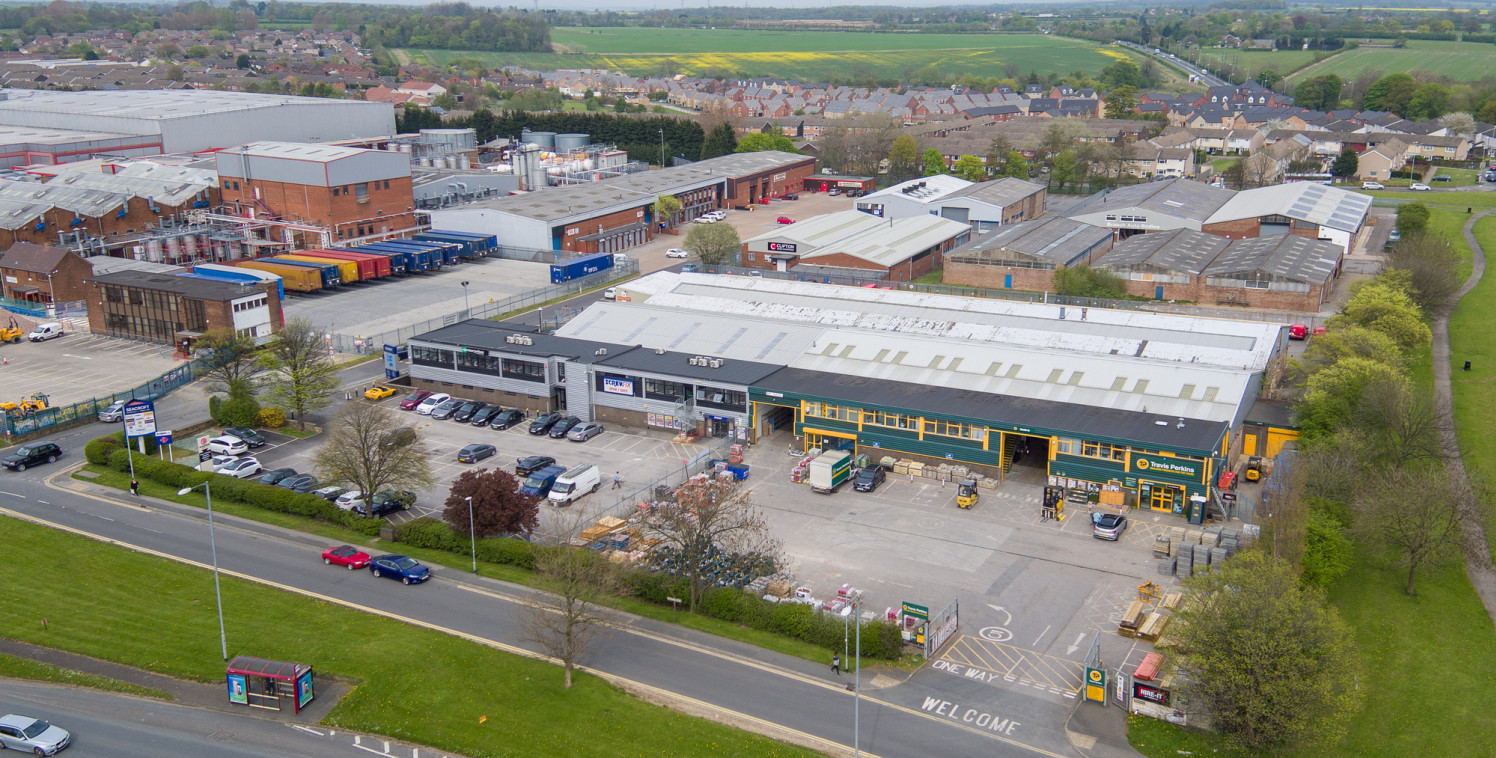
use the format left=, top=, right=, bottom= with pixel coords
left=853, top=593, right=862, bottom=757
left=177, top=481, right=228, bottom=661
left=460, top=280, right=471, bottom=315
left=465, top=495, right=476, bottom=573
left=659, top=128, right=665, bottom=168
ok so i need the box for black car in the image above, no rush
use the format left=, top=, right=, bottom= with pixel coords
left=489, top=408, right=525, bottom=430
left=356, top=490, right=415, bottom=518
left=528, top=411, right=563, bottom=435
left=277, top=474, right=319, bottom=493
left=257, top=468, right=298, bottom=485
left=457, top=443, right=497, bottom=463
left=548, top=415, right=582, bottom=439
left=2, top=440, right=61, bottom=472
left=853, top=465, right=886, bottom=492
left=783, top=193, right=799, bottom=200
left=515, top=455, right=557, bottom=476
left=470, top=405, right=502, bottom=426
left=452, top=401, right=487, bottom=423
left=221, top=426, right=266, bottom=448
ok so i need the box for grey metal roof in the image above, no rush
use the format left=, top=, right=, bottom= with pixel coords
left=595, top=346, right=782, bottom=386
left=88, top=270, right=263, bottom=300
left=556, top=302, right=822, bottom=365
left=946, top=215, right=1114, bottom=266
left=800, top=214, right=970, bottom=267
left=1069, top=178, right=1236, bottom=224
left=85, top=255, right=184, bottom=276
left=1201, top=234, right=1343, bottom=284
left=1205, top=182, right=1371, bottom=234
left=940, top=177, right=1046, bottom=208
left=1096, top=229, right=1231, bottom=275
left=412, top=319, right=617, bottom=362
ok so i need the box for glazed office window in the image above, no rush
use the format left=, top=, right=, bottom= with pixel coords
left=645, top=378, right=689, bottom=401
left=501, top=358, right=546, bottom=382
left=410, top=345, right=454, bottom=368
left=1081, top=441, right=1126, bottom=461
left=456, top=351, right=501, bottom=376
left=695, top=385, right=745, bottom=411
left=1055, top=438, right=1080, bottom=455
left=355, top=183, right=369, bottom=202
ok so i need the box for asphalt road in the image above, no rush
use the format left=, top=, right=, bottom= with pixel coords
left=1117, top=41, right=1226, bottom=88
left=0, top=680, right=383, bottom=758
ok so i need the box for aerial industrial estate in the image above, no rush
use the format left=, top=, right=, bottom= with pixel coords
left=0, top=3, right=1491, bottom=758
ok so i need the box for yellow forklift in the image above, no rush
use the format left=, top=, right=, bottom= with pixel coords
left=0, top=392, right=49, bottom=417
left=956, top=479, right=979, bottom=509
left=0, top=317, right=22, bottom=343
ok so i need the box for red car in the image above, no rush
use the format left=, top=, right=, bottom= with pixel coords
left=322, top=544, right=371, bottom=570
left=777, top=216, right=796, bottom=224
left=399, top=390, right=432, bottom=411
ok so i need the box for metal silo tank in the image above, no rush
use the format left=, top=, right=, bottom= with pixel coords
left=529, top=131, right=555, bottom=149
left=555, top=133, right=588, bottom=153
left=145, top=238, right=164, bottom=262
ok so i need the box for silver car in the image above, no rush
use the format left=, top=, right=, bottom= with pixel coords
left=0, top=714, right=71, bottom=755
left=98, top=400, right=126, bottom=423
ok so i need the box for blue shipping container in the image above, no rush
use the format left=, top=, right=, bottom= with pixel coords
left=550, top=252, right=614, bottom=283
left=191, top=263, right=284, bottom=299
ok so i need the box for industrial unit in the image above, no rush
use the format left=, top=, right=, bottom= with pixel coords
left=742, top=210, right=972, bottom=281
left=855, top=175, right=1047, bottom=229
left=86, top=269, right=282, bottom=344
left=942, top=215, right=1118, bottom=291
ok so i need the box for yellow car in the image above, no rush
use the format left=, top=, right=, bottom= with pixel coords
left=364, top=385, right=398, bottom=401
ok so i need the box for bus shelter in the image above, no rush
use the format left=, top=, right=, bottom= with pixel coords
left=226, top=655, right=314, bottom=713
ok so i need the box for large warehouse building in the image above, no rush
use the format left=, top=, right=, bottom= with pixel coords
left=407, top=272, right=1286, bottom=519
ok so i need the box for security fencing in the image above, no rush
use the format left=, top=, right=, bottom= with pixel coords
left=2, top=357, right=211, bottom=439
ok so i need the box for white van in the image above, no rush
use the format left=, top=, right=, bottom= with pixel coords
left=27, top=322, right=63, bottom=341
left=548, top=464, right=600, bottom=505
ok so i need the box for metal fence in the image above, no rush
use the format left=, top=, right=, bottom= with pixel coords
left=2, top=357, right=210, bottom=439
left=0, top=297, right=86, bottom=322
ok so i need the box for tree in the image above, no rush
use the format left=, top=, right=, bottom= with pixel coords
left=1334, top=271, right=1431, bottom=352
left=521, top=505, right=625, bottom=689
left=1222, top=160, right=1247, bottom=190
left=1406, top=83, right=1450, bottom=121
left=1330, top=148, right=1358, bottom=179
left=1355, top=466, right=1465, bottom=595
left=195, top=328, right=265, bottom=395
left=1256, top=68, right=1282, bottom=90
left=259, top=317, right=339, bottom=431
left=235, top=53, right=251, bottom=69
left=1351, top=376, right=1444, bottom=469
left=887, top=134, right=919, bottom=182
left=312, top=400, right=434, bottom=506
left=213, top=382, right=262, bottom=428
left=735, top=132, right=796, bottom=153
left=683, top=222, right=741, bottom=266
left=1039, top=119, right=1092, bottom=162
left=1394, top=202, right=1431, bottom=236
left=699, top=122, right=738, bottom=160
left=1362, top=72, right=1417, bottom=114
left=985, top=135, right=1013, bottom=177
left=639, top=475, right=782, bottom=611
left=652, top=194, right=682, bottom=228
left=1384, top=231, right=1462, bottom=314
left=1292, top=324, right=1403, bottom=380
left=952, top=154, right=986, bottom=182
left=1051, top=149, right=1079, bottom=189
left=1292, top=74, right=1343, bottom=111
left=1241, top=151, right=1280, bottom=187
left=921, top=148, right=947, bottom=177
left=1051, top=265, right=1126, bottom=299
left=1003, top=150, right=1031, bottom=180
left=1173, top=552, right=1361, bottom=751
left=442, top=467, right=538, bottom=537
left=1295, top=357, right=1409, bottom=437
left=1301, top=507, right=1352, bottom=589
left=469, top=108, right=497, bottom=144
left=1438, top=111, right=1475, bottom=141
left=1103, top=85, right=1138, bottom=119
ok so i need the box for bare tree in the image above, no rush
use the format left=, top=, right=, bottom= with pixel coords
left=1354, top=467, right=1463, bottom=595
left=1298, top=433, right=1369, bottom=506
left=641, top=475, right=783, bottom=612
left=1383, top=231, right=1462, bottom=315
left=195, top=328, right=265, bottom=394
left=1261, top=452, right=1308, bottom=570
left=521, top=504, right=624, bottom=689
left=1352, top=378, right=1444, bottom=469
left=312, top=401, right=433, bottom=504
left=260, top=317, right=339, bottom=430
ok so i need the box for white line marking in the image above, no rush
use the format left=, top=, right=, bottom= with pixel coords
left=37, top=500, right=48, bottom=505
left=1032, top=624, right=1051, bottom=647
left=291, top=725, right=326, bottom=736
left=0, top=491, right=24, bottom=498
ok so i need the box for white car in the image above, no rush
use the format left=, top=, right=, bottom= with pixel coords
left=0, top=714, right=70, bottom=755
left=1410, top=182, right=1431, bottom=191
left=1361, top=181, right=1384, bottom=190
left=703, top=210, right=726, bottom=220
left=217, top=457, right=263, bottom=479
left=414, top=393, right=450, bottom=415
left=665, top=248, right=690, bottom=258
left=204, top=435, right=248, bottom=456
left=693, top=215, right=716, bottom=224
left=334, top=491, right=365, bottom=511
left=603, top=287, right=617, bottom=300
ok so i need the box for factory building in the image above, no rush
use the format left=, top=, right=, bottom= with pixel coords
left=855, top=175, right=1047, bottom=229
left=215, top=142, right=417, bottom=242
left=941, top=215, right=1118, bottom=291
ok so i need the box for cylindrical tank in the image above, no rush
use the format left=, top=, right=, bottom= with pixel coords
left=521, top=127, right=533, bottom=144
left=458, top=155, right=471, bottom=170
left=446, top=156, right=458, bottom=169
left=399, top=143, right=412, bottom=154
left=582, top=158, right=596, bottom=171
left=528, top=131, right=555, bottom=149
left=164, top=236, right=182, bottom=262
left=145, top=238, right=164, bottom=262
left=555, top=133, right=588, bottom=153
left=420, top=157, right=433, bottom=167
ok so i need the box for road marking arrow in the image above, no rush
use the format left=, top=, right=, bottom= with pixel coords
left=985, top=604, right=1012, bottom=626
left=1066, top=632, right=1086, bottom=656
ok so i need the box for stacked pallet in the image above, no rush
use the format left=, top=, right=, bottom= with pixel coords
left=1138, top=610, right=1172, bottom=642
left=1153, top=535, right=1172, bottom=558
left=1159, top=592, right=1184, bottom=611
left=1156, top=556, right=1177, bottom=577
left=1119, top=600, right=1148, bottom=638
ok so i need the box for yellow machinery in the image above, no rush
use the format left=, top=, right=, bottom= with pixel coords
left=956, top=478, right=979, bottom=509
left=1244, top=456, right=1263, bottom=483
left=0, top=317, right=21, bottom=343
left=0, top=392, right=49, bottom=416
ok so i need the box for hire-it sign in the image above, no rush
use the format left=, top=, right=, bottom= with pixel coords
left=1129, top=453, right=1200, bottom=481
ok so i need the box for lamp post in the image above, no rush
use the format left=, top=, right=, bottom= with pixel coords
left=659, top=128, right=665, bottom=168
left=853, top=593, right=862, bottom=757
left=177, top=481, right=228, bottom=661
left=465, top=495, right=476, bottom=573
left=460, top=280, right=471, bottom=314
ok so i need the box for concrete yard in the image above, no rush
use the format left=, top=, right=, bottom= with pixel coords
left=0, top=330, right=192, bottom=408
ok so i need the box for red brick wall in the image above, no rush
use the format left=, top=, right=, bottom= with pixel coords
left=561, top=203, right=652, bottom=253
left=222, top=177, right=415, bottom=234
left=1002, top=187, right=1048, bottom=223
left=1198, top=282, right=1323, bottom=311
left=1201, top=217, right=1260, bottom=240
left=1120, top=277, right=1199, bottom=301
left=0, top=250, right=92, bottom=302
left=943, top=262, right=1055, bottom=290
left=727, top=159, right=816, bottom=205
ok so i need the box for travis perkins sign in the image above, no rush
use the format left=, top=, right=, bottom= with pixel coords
left=1129, top=453, right=1201, bottom=480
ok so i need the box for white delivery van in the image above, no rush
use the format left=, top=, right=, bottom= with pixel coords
left=27, top=322, right=63, bottom=341
left=548, top=464, right=601, bottom=505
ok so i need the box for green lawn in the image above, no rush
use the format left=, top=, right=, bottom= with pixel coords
left=1448, top=213, right=1496, bottom=562
left=1430, top=167, right=1482, bottom=187
left=0, top=515, right=813, bottom=758
left=403, top=31, right=1149, bottom=81
left=1191, top=47, right=1324, bottom=80
left=1364, top=189, right=1496, bottom=209
left=1209, top=157, right=1240, bottom=173
left=0, top=652, right=170, bottom=700
left=1288, top=39, right=1496, bottom=85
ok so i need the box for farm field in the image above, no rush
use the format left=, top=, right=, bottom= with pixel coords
left=401, top=29, right=1147, bottom=81
left=1192, top=48, right=1324, bottom=79
left=1287, top=39, right=1496, bottom=85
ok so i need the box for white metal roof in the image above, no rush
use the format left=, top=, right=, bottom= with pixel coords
left=0, top=88, right=362, bottom=121
left=1205, top=182, right=1371, bottom=233
left=0, top=178, right=125, bottom=217
left=554, top=302, right=822, bottom=364
left=859, top=174, right=971, bottom=204
left=743, top=209, right=886, bottom=249
left=219, top=141, right=372, bottom=163
left=799, top=214, right=971, bottom=266
left=0, top=198, right=48, bottom=230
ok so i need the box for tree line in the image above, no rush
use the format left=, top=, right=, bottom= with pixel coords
left=398, top=104, right=706, bottom=168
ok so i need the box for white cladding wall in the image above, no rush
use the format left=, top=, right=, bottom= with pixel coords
left=429, top=208, right=553, bottom=250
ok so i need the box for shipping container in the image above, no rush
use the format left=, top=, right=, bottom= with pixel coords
left=234, top=260, right=324, bottom=292
left=343, top=246, right=414, bottom=275
left=550, top=252, right=615, bottom=283
left=275, top=254, right=361, bottom=284
left=416, top=230, right=497, bottom=259
left=300, top=249, right=386, bottom=280
left=192, top=262, right=284, bottom=299
left=380, top=239, right=460, bottom=266
left=356, top=243, right=430, bottom=272
left=424, top=230, right=497, bottom=254
left=264, top=257, right=341, bottom=288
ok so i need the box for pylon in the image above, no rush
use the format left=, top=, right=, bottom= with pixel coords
left=2, top=355, right=7, bottom=365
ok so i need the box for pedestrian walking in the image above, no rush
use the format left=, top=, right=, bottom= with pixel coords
left=831, top=654, right=841, bottom=676
left=612, top=471, right=622, bottom=489
left=129, top=478, right=139, bottom=496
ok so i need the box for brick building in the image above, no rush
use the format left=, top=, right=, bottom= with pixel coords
left=86, top=270, right=282, bottom=344
left=1094, top=229, right=1341, bottom=310
left=856, top=175, right=1046, bottom=229
left=215, top=142, right=417, bottom=243
left=0, top=171, right=217, bottom=250
left=942, top=215, right=1117, bottom=291
left=743, top=210, right=970, bottom=281
left=0, top=242, right=92, bottom=303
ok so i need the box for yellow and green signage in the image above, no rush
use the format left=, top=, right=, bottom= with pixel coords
left=1129, top=453, right=1201, bottom=480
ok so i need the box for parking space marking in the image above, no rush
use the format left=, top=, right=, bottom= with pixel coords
left=937, top=635, right=1085, bottom=695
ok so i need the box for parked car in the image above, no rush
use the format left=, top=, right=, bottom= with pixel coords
left=703, top=210, right=726, bottom=221
left=334, top=491, right=364, bottom=511
left=603, top=287, right=617, bottom=300
left=470, top=405, right=502, bottom=426
left=783, top=193, right=799, bottom=200
left=828, top=188, right=841, bottom=196
left=776, top=216, right=796, bottom=224
left=452, top=401, right=487, bottom=423
left=853, top=465, right=886, bottom=492
left=312, top=485, right=347, bottom=501
left=666, top=248, right=690, bottom=258
left=277, top=474, right=319, bottom=492
left=458, top=443, right=497, bottom=463
left=1092, top=512, right=1128, bottom=541
left=515, top=455, right=557, bottom=476
left=529, top=411, right=563, bottom=435
left=680, top=264, right=699, bottom=273
left=2, top=441, right=61, bottom=472
left=489, top=408, right=526, bottom=430
left=0, top=713, right=71, bottom=755
left=1410, top=182, right=1432, bottom=191
left=693, top=215, right=717, bottom=224
left=216, top=457, right=263, bottom=479
left=1361, top=181, right=1384, bottom=190
left=1388, top=228, right=1402, bottom=242
left=27, top=322, right=64, bottom=341
left=414, top=392, right=450, bottom=415
left=399, top=390, right=433, bottom=411
left=429, top=397, right=464, bottom=420
left=357, top=490, right=415, bottom=518
left=368, top=554, right=430, bottom=584
left=322, top=544, right=371, bottom=570
left=548, top=416, right=582, bottom=439
left=364, top=385, right=398, bottom=400
left=98, top=400, right=127, bottom=423
left=380, top=427, right=417, bottom=448
left=567, top=421, right=605, bottom=441
left=204, top=436, right=248, bottom=456
left=1433, top=174, right=1453, bottom=182
left=257, top=468, right=298, bottom=486
left=221, top=426, right=265, bottom=448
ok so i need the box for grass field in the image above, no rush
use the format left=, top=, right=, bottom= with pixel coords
left=0, top=515, right=812, bottom=758
left=1447, top=212, right=1496, bottom=564
left=0, top=652, right=170, bottom=700
left=1288, top=39, right=1496, bottom=85
left=402, top=29, right=1146, bottom=81
left=1191, top=48, right=1324, bottom=79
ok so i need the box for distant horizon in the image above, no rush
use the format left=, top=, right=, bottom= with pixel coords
left=285, top=0, right=1056, bottom=9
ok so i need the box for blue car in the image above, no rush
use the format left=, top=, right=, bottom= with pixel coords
left=368, top=554, right=431, bottom=585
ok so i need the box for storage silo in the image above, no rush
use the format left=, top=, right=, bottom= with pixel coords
left=528, top=131, right=556, bottom=149
left=145, top=238, right=164, bottom=262
left=457, top=155, right=471, bottom=170
left=164, top=235, right=182, bottom=262
left=555, top=133, right=589, bottom=153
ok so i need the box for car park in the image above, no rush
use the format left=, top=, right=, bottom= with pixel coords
left=205, top=436, right=248, bottom=456
left=529, top=411, right=563, bottom=435
left=777, top=216, right=796, bottom=224
left=666, top=248, right=690, bottom=258
left=222, top=427, right=266, bottom=448
left=515, top=455, right=557, bottom=476
left=1410, top=182, right=1431, bottom=191
left=415, top=392, right=450, bottom=415
left=452, top=401, right=488, bottom=423
left=1092, top=512, right=1128, bottom=540
left=489, top=408, right=526, bottom=430
left=0, top=713, right=71, bottom=755
left=334, top=491, right=364, bottom=511
left=853, top=465, right=886, bottom=492
left=1361, top=181, right=1384, bottom=190
left=429, top=397, right=464, bottom=420
left=2, top=441, right=61, bottom=472
left=322, top=544, right=371, bottom=569
left=364, top=385, right=398, bottom=401
left=257, top=468, right=298, bottom=486
left=98, top=400, right=127, bottom=422
left=470, top=405, right=502, bottom=426
left=368, top=554, right=430, bottom=584
left=217, top=457, right=263, bottom=479
left=277, top=474, right=319, bottom=492
left=567, top=421, right=605, bottom=441
left=458, top=443, right=497, bottom=463
left=399, top=390, right=433, bottom=411
left=380, top=427, right=417, bottom=448
left=312, top=485, right=346, bottom=501
left=357, top=490, right=416, bottom=518
left=548, top=415, right=582, bottom=439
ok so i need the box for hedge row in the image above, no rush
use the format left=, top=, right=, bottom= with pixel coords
left=393, top=517, right=538, bottom=569
left=88, top=433, right=383, bottom=536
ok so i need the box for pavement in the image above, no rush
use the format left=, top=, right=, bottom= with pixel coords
left=0, top=331, right=191, bottom=407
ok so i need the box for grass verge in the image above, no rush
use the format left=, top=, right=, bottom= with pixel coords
left=0, top=652, right=171, bottom=700
left=0, top=515, right=813, bottom=758
left=491, top=272, right=639, bottom=323
left=1448, top=213, right=1496, bottom=565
